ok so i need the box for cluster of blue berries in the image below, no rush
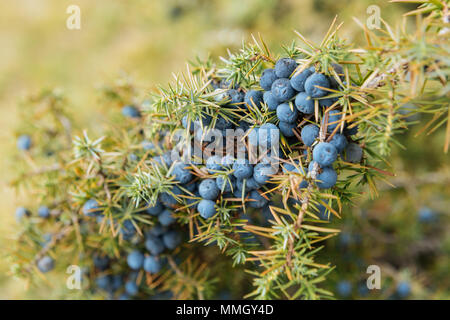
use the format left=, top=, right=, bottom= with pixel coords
left=79, top=196, right=183, bottom=299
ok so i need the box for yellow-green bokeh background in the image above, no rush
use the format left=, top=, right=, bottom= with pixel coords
left=1, top=0, right=447, bottom=299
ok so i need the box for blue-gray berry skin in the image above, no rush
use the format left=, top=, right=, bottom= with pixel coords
left=121, top=220, right=137, bottom=240
left=418, top=207, right=436, bottom=223
left=301, top=124, right=319, bottom=147
left=206, top=155, right=223, bottom=173
left=145, top=201, right=164, bottom=216
left=271, top=78, right=296, bottom=102
left=147, top=224, right=168, bottom=237
left=329, top=133, right=348, bottom=153
left=144, top=256, right=162, bottom=274
left=96, top=275, right=112, bottom=291
left=172, top=162, right=193, bottom=184
left=313, top=142, right=338, bottom=167
left=278, top=121, right=296, bottom=137
left=263, top=91, right=279, bottom=111
left=232, top=160, right=253, bottom=180
left=162, top=230, right=181, bottom=249
left=295, top=92, right=314, bottom=114
left=82, top=199, right=102, bottom=217
left=154, top=151, right=174, bottom=168
left=396, top=281, right=411, bottom=298
left=276, top=103, right=298, bottom=123
left=160, top=186, right=182, bottom=206
left=236, top=177, right=261, bottom=191
left=145, top=235, right=165, bottom=255
left=38, top=206, right=50, bottom=218
left=344, top=143, right=363, bottom=163
left=275, top=58, right=297, bottom=78
left=260, top=68, right=278, bottom=91
left=127, top=250, right=144, bottom=270
left=15, top=207, right=30, bottom=221
left=158, top=209, right=175, bottom=226
left=304, top=73, right=330, bottom=98
left=216, top=176, right=236, bottom=193
left=17, top=134, right=32, bottom=151
left=248, top=190, right=268, bottom=208
left=228, top=89, right=245, bottom=106
left=323, top=109, right=343, bottom=133
left=122, top=105, right=141, bottom=118
left=198, top=199, right=216, bottom=219
left=253, top=163, right=277, bottom=185
left=244, top=90, right=264, bottom=108
left=290, top=68, right=313, bottom=91
left=198, top=179, right=220, bottom=200
left=214, top=115, right=234, bottom=131
left=316, top=167, right=337, bottom=189
left=336, top=281, right=352, bottom=298
left=125, top=280, right=139, bottom=296
left=37, top=255, right=54, bottom=273
left=258, top=123, right=279, bottom=149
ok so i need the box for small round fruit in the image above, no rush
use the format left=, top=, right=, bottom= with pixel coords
left=198, top=199, right=217, bottom=219
left=275, top=58, right=297, bottom=78
left=127, top=250, right=144, bottom=270
left=272, top=78, right=296, bottom=102
left=300, top=124, right=319, bottom=147
left=276, top=103, right=298, bottom=123
left=304, top=73, right=330, bottom=98
left=198, top=179, right=220, bottom=200
left=260, top=68, right=278, bottom=91
left=313, top=142, right=338, bottom=167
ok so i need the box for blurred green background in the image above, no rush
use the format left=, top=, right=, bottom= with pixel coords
left=1, top=0, right=448, bottom=299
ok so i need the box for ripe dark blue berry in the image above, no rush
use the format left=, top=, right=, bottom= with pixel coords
left=206, top=155, right=222, bottom=173
left=82, top=199, right=102, bottom=217
left=260, top=68, right=278, bottom=91
left=276, top=103, right=298, bottom=123
left=146, top=201, right=164, bottom=216
left=158, top=209, right=175, bottom=226
left=145, top=235, right=165, bottom=255
left=125, top=280, right=139, bottom=296
left=329, top=133, right=348, bottom=153
left=15, top=207, right=30, bottom=221
left=143, top=256, right=162, bottom=274
left=198, top=179, right=220, bottom=200
left=290, top=68, right=313, bottom=91
left=122, top=105, right=141, bottom=118
left=313, top=142, right=338, bottom=167
left=263, top=91, right=279, bottom=111
left=275, top=58, right=297, bottom=78
left=336, top=281, right=352, bottom=298
left=304, top=73, right=330, bottom=98
left=278, top=121, right=297, bottom=137
left=37, top=255, right=54, bottom=273
left=17, top=134, right=32, bottom=151
left=248, top=190, right=268, bottom=208
left=396, top=281, right=411, bottom=298
left=301, top=124, right=319, bottom=147
left=271, top=78, right=296, bottom=102
left=316, top=166, right=337, bottom=189
left=232, top=159, right=253, bottom=180
left=162, top=231, right=181, bottom=249
left=38, top=205, right=50, bottom=218
left=172, top=162, right=193, bottom=184
left=244, top=90, right=264, bottom=108
left=258, top=123, right=279, bottom=149
left=253, top=163, right=277, bottom=185
left=127, top=250, right=144, bottom=270
left=216, top=176, right=236, bottom=193
left=197, top=199, right=216, bottom=219
left=294, top=92, right=314, bottom=114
